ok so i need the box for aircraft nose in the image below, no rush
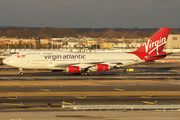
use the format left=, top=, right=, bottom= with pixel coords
left=2, top=57, right=10, bottom=65
left=2, top=58, right=7, bottom=64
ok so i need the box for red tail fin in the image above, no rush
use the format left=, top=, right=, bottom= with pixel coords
left=135, top=27, right=171, bottom=54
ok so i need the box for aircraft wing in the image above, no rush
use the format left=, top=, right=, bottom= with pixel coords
left=50, top=60, right=143, bottom=69
left=49, top=62, right=94, bottom=69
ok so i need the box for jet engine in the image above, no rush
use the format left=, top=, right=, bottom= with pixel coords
left=66, top=66, right=80, bottom=73
left=95, top=64, right=109, bottom=71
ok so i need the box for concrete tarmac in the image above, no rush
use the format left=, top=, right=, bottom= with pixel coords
left=1, top=62, right=180, bottom=77
left=1, top=83, right=180, bottom=111
left=1, top=111, right=180, bottom=120
left=0, top=73, right=180, bottom=80
left=1, top=96, right=180, bottom=111
left=0, top=62, right=180, bottom=119
left=1, top=85, right=180, bottom=92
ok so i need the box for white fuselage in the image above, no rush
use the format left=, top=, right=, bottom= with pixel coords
left=3, top=50, right=140, bottom=70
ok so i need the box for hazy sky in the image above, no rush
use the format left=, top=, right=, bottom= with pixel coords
left=0, top=0, right=180, bottom=28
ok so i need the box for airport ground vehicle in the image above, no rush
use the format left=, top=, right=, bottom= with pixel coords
left=3, top=27, right=171, bottom=75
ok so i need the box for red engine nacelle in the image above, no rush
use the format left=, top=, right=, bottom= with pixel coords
left=95, top=64, right=109, bottom=71
left=66, top=66, right=80, bottom=73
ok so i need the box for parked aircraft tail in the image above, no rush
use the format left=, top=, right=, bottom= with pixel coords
left=131, top=27, right=171, bottom=61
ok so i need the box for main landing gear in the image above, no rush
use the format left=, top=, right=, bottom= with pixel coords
left=81, top=72, right=93, bottom=76
left=80, top=69, right=93, bottom=75
left=19, top=68, right=24, bottom=76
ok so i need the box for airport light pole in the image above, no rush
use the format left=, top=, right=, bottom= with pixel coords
left=34, top=43, right=36, bottom=50
left=96, top=43, right=97, bottom=52
left=24, top=43, right=26, bottom=50
left=51, top=41, right=54, bottom=49
left=8, top=42, right=10, bottom=55
left=29, top=40, right=31, bottom=49
left=83, top=38, right=85, bottom=52
left=8, top=42, right=9, bottom=50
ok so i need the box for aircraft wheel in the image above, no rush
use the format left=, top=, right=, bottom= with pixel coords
left=89, top=73, right=93, bottom=75
left=20, top=72, right=24, bottom=76
left=81, top=73, right=87, bottom=75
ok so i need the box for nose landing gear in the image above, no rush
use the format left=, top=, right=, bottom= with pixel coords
left=19, top=68, right=24, bottom=76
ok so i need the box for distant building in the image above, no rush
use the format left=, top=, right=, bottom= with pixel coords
left=112, top=43, right=127, bottom=49
left=0, top=38, right=36, bottom=45
left=100, top=43, right=113, bottom=49
left=51, top=38, right=67, bottom=41
left=68, top=41, right=80, bottom=48
left=40, top=39, right=49, bottom=45
left=166, top=34, right=180, bottom=49
left=87, top=41, right=98, bottom=47
left=128, top=42, right=142, bottom=48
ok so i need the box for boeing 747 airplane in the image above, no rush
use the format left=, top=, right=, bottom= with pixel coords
left=3, top=27, right=171, bottom=75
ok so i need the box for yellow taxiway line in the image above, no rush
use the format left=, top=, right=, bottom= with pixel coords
left=61, top=101, right=73, bottom=105
left=142, top=101, right=155, bottom=104
left=76, top=97, right=85, bottom=99
left=7, top=98, right=16, bottom=99
left=42, top=89, right=50, bottom=92
left=115, top=89, right=124, bottom=91
left=2, top=103, right=23, bottom=106
left=140, top=96, right=151, bottom=98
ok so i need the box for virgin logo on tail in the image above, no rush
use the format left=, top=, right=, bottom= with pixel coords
left=144, top=37, right=166, bottom=54
left=134, top=27, right=171, bottom=55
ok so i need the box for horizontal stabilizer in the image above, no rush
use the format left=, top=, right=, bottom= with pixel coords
left=145, top=53, right=173, bottom=58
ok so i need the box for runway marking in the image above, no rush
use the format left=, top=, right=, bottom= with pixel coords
left=142, top=101, right=155, bottom=104
left=115, top=89, right=124, bottom=91
left=76, top=97, right=85, bottom=99
left=61, top=101, right=73, bottom=105
left=42, top=89, right=50, bottom=92
left=2, top=103, right=23, bottom=106
left=7, top=98, right=16, bottom=99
